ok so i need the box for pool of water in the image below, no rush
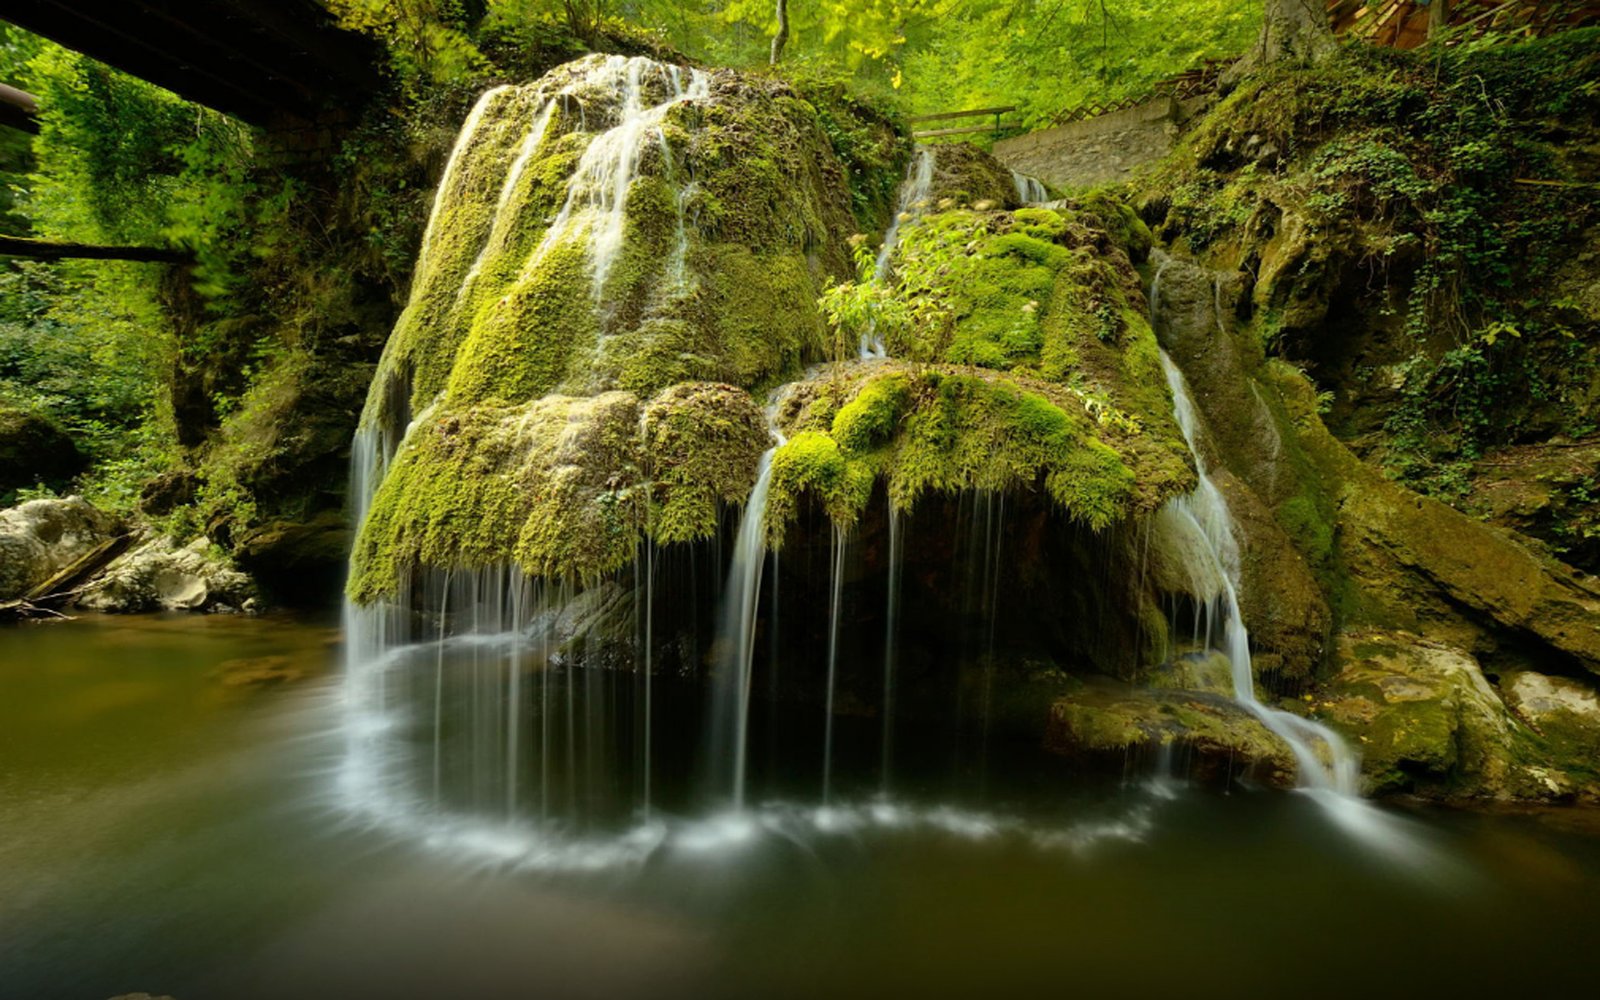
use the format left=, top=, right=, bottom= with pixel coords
left=5, top=613, right=1600, bottom=999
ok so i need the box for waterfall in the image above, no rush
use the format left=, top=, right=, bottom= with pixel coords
left=1155, top=352, right=1360, bottom=795
left=340, top=55, right=718, bottom=858
left=861, top=146, right=936, bottom=358
left=879, top=505, right=903, bottom=795
left=821, top=527, right=848, bottom=803
left=1011, top=170, right=1047, bottom=204
left=709, top=405, right=787, bottom=810
left=529, top=56, right=709, bottom=298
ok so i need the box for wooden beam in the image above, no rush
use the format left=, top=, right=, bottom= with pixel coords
left=913, top=124, right=1014, bottom=138
left=0, top=235, right=190, bottom=262
left=0, top=82, right=39, bottom=134
left=907, top=106, right=1016, bottom=123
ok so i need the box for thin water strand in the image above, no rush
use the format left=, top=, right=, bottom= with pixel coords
left=861, top=146, right=936, bottom=358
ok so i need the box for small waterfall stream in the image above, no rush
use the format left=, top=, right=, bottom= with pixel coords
left=1011, top=170, right=1047, bottom=204
left=861, top=146, right=936, bottom=358
left=1155, top=352, right=1360, bottom=795
left=710, top=405, right=786, bottom=810
left=534, top=57, right=709, bottom=298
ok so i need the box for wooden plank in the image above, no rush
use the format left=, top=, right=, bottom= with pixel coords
left=0, top=236, right=191, bottom=263
left=907, top=106, right=1016, bottom=124
left=912, top=124, right=1015, bottom=138
left=1514, top=177, right=1600, bottom=188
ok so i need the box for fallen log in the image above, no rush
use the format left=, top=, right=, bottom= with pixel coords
left=23, top=533, right=133, bottom=606
left=0, top=235, right=191, bottom=263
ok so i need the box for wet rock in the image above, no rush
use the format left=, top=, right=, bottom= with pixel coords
left=78, top=536, right=259, bottom=614
left=1319, top=629, right=1581, bottom=801
left=0, top=405, right=84, bottom=496
left=1044, top=678, right=1295, bottom=787
left=1500, top=670, right=1600, bottom=765
left=0, top=496, right=121, bottom=600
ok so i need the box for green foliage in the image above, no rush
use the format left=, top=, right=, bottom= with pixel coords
left=1157, top=29, right=1600, bottom=498
left=819, top=238, right=909, bottom=360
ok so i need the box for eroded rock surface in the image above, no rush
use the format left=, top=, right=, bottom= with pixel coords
left=1045, top=679, right=1296, bottom=787
left=79, top=536, right=258, bottom=614
left=0, top=496, right=120, bottom=600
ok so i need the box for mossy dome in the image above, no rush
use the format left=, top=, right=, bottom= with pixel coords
left=349, top=55, right=1193, bottom=601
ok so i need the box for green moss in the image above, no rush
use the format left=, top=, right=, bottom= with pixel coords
left=831, top=374, right=908, bottom=451
left=446, top=235, right=597, bottom=404
left=765, top=367, right=1146, bottom=545
left=642, top=382, right=770, bottom=543
left=348, top=60, right=914, bottom=599
left=766, top=430, right=875, bottom=532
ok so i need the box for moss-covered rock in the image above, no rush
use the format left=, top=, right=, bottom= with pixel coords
left=926, top=141, right=1020, bottom=209
left=350, top=55, right=904, bottom=597
left=0, top=405, right=84, bottom=499
left=1144, top=30, right=1600, bottom=526
left=1319, top=629, right=1596, bottom=801
left=765, top=360, right=1190, bottom=545
left=1044, top=678, right=1296, bottom=787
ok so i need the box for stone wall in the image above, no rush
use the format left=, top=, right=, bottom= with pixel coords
left=994, top=96, right=1204, bottom=190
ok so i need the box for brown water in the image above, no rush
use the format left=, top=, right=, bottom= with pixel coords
left=5, top=613, right=1600, bottom=1000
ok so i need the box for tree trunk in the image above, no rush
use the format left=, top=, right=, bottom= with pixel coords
left=0, top=82, right=39, bottom=134
left=1226, top=0, right=1337, bottom=86
left=770, top=0, right=790, bottom=65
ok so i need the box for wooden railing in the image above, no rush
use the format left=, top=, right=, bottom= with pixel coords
left=908, top=106, right=1018, bottom=140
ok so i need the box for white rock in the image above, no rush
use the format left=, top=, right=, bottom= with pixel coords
left=78, top=536, right=257, bottom=613
left=0, top=496, right=120, bottom=600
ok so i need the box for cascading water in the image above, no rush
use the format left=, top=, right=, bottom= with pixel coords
left=1152, top=351, right=1448, bottom=861
left=1012, top=170, right=1048, bottom=205
left=861, top=146, right=936, bottom=359
left=1153, top=353, right=1360, bottom=795
left=879, top=507, right=903, bottom=794
left=532, top=57, right=709, bottom=299
left=708, top=404, right=786, bottom=810
left=821, top=527, right=849, bottom=804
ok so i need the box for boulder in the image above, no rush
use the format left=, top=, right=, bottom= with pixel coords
left=1500, top=670, right=1600, bottom=769
left=0, top=496, right=121, bottom=600
left=1319, top=629, right=1585, bottom=801
left=78, top=536, right=258, bottom=613
left=1044, top=678, right=1296, bottom=787
left=0, top=405, right=83, bottom=496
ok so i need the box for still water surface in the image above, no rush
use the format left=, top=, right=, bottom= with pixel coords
left=4, top=614, right=1600, bottom=999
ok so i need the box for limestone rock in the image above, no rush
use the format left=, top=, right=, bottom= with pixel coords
left=1044, top=679, right=1296, bottom=787
left=1500, top=670, right=1600, bottom=768
left=78, top=536, right=258, bottom=613
left=1319, top=629, right=1582, bottom=801
left=0, top=496, right=121, bottom=600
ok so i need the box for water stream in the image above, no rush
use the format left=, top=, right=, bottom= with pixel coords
left=1011, top=170, right=1048, bottom=204
left=861, top=146, right=936, bottom=358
